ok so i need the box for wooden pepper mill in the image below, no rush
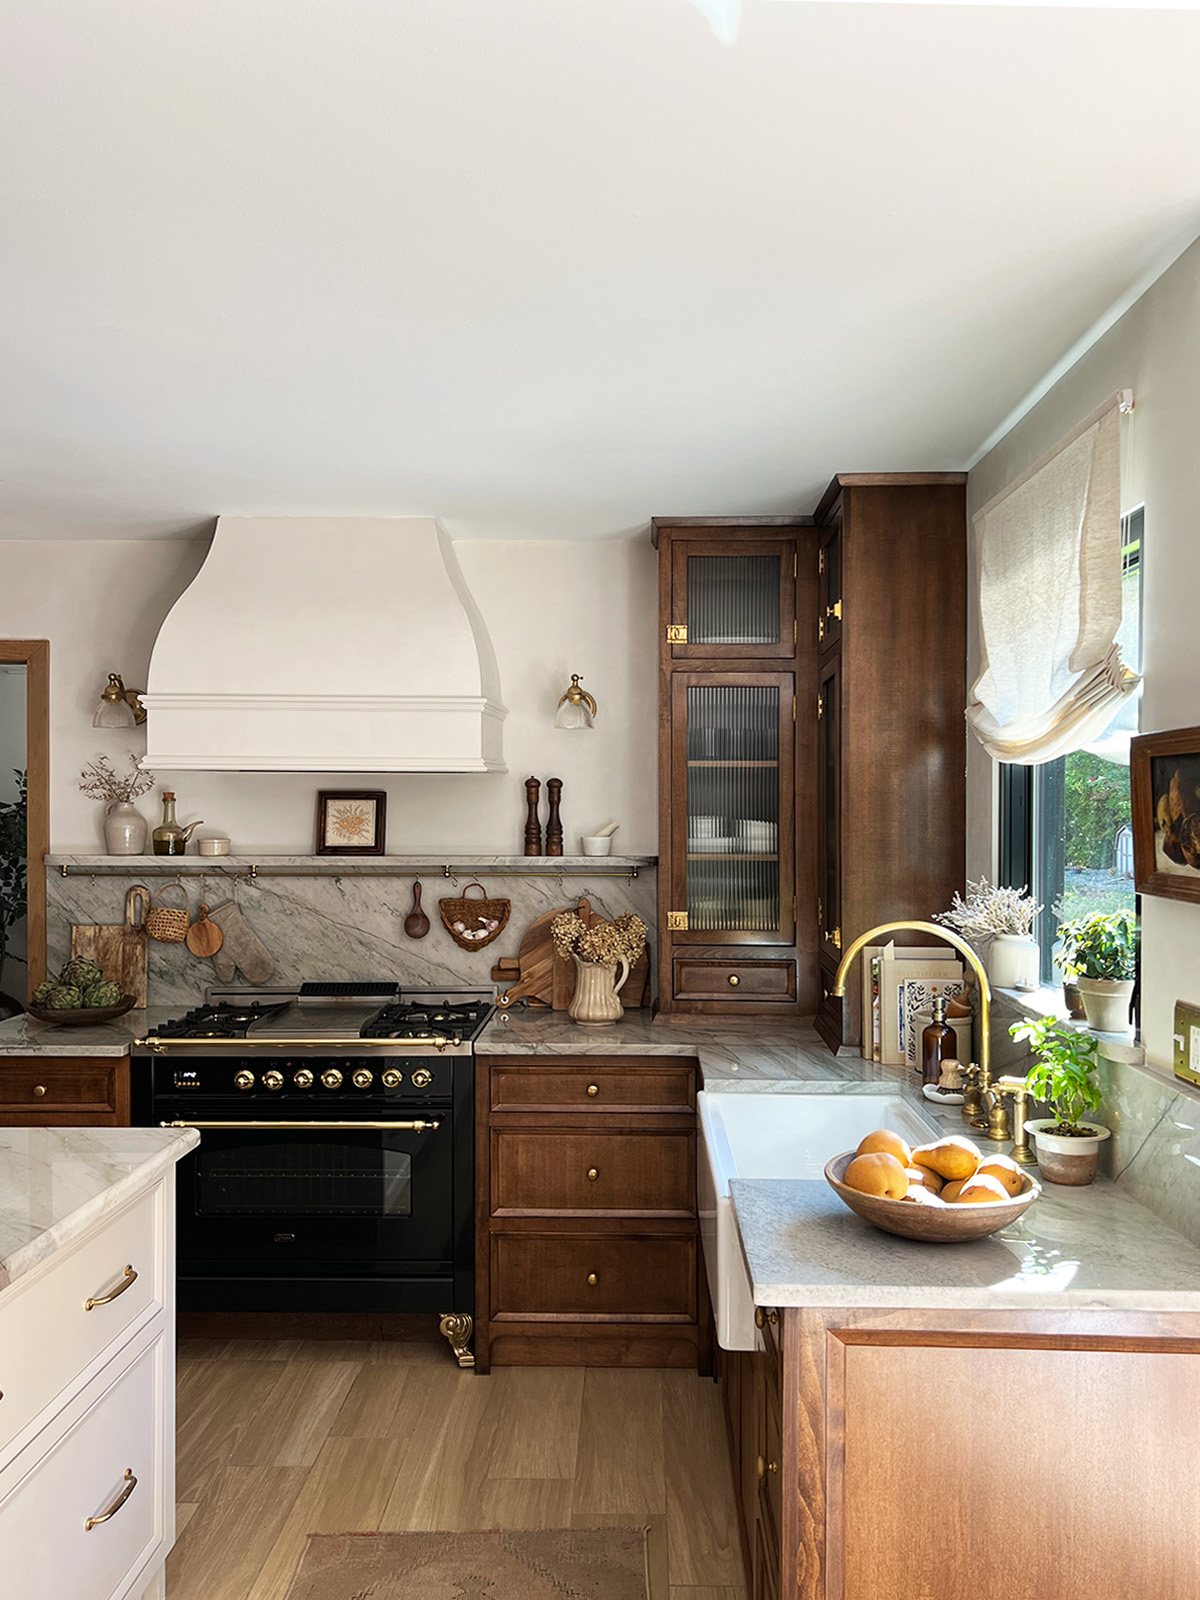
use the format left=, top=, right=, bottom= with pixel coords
left=523, top=777, right=542, bottom=856
left=545, top=777, right=564, bottom=857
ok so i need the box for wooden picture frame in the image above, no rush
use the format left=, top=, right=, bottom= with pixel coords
left=315, top=790, right=387, bottom=855
left=1131, top=726, right=1200, bottom=903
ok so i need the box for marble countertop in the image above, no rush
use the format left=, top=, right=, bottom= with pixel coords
left=0, top=1008, right=166, bottom=1057
left=0, top=1125, right=199, bottom=1290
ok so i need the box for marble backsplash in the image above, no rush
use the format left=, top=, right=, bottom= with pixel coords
left=46, top=857, right=657, bottom=1005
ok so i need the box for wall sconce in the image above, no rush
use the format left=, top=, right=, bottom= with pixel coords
left=93, top=673, right=147, bottom=728
left=554, top=673, right=597, bottom=731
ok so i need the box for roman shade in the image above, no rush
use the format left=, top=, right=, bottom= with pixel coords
left=966, top=392, right=1139, bottom=765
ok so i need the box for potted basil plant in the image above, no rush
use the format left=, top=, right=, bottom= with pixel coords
left=1057, top=910, right=1138, bottom=1033
left=1009, top=1016, right=1109, bottom=1185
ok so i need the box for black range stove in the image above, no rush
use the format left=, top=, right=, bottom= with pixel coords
left=134, top=982, right=493, bottom=1365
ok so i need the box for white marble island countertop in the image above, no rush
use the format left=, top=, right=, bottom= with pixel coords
left=0, top=1126, right=198, bottom=1289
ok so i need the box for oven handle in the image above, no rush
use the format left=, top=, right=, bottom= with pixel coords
left=158, top=1118, right=443, bottom=1132
left=137, top=1037, right=455, bottom=1053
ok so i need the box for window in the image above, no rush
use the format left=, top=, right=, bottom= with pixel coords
left=999, top=507, right=1144, bottom=986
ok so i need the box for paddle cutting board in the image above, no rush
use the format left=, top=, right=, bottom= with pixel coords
left=70, top=885, right=151, bottom=1007
left=492, top=899, right=651, bottom=1010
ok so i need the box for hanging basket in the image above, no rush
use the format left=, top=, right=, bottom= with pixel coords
left=438, top=882, right=512, bottom=951
left=145, top=882, right=190, bottom=944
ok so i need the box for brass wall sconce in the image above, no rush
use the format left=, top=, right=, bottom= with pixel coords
left=554, top=673, right=597, bottom=731
left=93, top=673, right=147, bottom=728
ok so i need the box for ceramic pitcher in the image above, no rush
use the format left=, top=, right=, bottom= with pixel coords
left=569, top=954, right=631, bottom=1027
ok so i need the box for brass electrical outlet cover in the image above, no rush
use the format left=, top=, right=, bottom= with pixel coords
left=1173, top=1000, right=1200, bottom=1086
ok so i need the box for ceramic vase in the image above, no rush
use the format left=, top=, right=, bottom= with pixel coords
left=568, top=954, right=631, bottom=1027
left=1075, top=976, right=1135, bottom=1033
left=987, top=932, right=1040, bottom=990
left=104, top=800, right=148, bottom=855
left=1025, top=1119, right=1110, bottom=1186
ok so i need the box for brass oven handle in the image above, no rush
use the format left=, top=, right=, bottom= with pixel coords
left=85, top=1468, right=137, bottom=1530
left=159, top=1119, right=441, bottom=1131
left=136, top=1036, right=455, bottom=1053
left=84, top=1264, right=138, bottom=1312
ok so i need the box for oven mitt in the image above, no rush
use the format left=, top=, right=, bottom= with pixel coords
left=206, top=901, right=275, bottom=985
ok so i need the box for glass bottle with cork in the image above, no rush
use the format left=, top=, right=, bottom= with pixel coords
left=921, top=994, right=958, bottom=1087
left=152, top=791, right=200, bottom=856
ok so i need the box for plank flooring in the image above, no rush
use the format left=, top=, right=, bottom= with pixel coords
left=168, top=1338, right=746, bottom=1600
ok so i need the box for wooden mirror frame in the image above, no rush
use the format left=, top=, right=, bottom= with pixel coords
left=0, top=641, right=49, bottom=996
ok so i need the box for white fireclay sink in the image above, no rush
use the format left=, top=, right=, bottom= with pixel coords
left=697, top=1089, right=939, bottom=1350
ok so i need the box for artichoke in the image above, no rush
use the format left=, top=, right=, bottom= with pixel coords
left=60, top=958, right=103, bottom=990
left=32, top=979, right=57, bottom=1006
left=46, top=985, right=84, bottom=1009
left=82, top=981, right=123, bottom=1008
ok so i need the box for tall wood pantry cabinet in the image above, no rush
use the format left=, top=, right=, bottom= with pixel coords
left=654, top=478, right=966, bottom=1039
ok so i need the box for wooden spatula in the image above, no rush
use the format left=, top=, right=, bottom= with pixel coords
left=403, top=880, right=431, bottom=939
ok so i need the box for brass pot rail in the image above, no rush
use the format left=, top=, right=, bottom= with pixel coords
left=159, top=1119, right=442, bottom=1132
left=136, top=1035, right=455, bottom=1053
left=57, top=861, right=641, bottom=881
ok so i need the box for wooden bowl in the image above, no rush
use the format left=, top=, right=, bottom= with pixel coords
left=824, top=1151, right=1040, bottom=1242
left=27, top=998, right=136, bottom=1027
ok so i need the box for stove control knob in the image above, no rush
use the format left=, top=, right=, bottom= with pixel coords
left=411, top=1068, right=433, bottom=1089
left=381, top=1069, right=403, bottom=1089
left=321, top=1068, right=343, bottom=1090
left=352, top=1069, right=373, bottom=1089
left=234, top=1070, right=255, bottom=1091
left=293, top=1069, right=314, bottom=1089
left=262, top=1070, right=284, bottom=1091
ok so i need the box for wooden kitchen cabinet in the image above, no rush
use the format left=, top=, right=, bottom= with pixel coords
left=475, top=1054, right=707, bottom=1372
left=0, top=1054, right=130, bottom=1126
left=721, top=1303, right=1200, bottom=1599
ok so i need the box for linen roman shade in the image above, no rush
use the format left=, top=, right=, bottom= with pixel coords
left=966, top=393, right=1139, bottom=765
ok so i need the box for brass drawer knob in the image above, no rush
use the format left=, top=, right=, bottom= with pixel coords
left=587, top=1273, right=598, bottom=1286
left=586, top=1084, right=599, bottom=1097
left=755, top=1454, right=779, bottom=1482
left=755, top=1307, right=779, bottom=1329
left=587, top=1167, right=599, bottom=1182
left=33, top=1084, right=47, bottom=1098
left=728, top=974, right=740, bottom=987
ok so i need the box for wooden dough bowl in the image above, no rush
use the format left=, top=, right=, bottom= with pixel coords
left=824, top=1150, right=1040, bottom=1242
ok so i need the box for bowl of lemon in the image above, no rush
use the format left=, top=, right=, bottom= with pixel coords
left=825, top=1130, right=1039, bottom=1242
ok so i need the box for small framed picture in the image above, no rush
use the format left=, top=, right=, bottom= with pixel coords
left=316, top=790, right=387, bottom=855
left=1132, top=727, right=1200, bottom=903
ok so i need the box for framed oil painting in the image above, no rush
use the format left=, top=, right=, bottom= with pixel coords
left=1131, top=727, right=1200, bottom=903
left=316, top=790, right=387, bottom=855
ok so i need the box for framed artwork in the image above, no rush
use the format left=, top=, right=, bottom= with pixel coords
left=1131, top=727, right=1200, bottom=903
left=315, top=790, right=387, bottom=855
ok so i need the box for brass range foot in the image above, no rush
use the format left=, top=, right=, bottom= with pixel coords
left=438, top=1311, right=475, bottom=1368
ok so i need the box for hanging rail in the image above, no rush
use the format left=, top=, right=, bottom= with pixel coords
left=54, top=859, right=645, bottom=881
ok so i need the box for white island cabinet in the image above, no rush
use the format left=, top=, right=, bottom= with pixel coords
left=0, top=1127, right=198, bottom=1600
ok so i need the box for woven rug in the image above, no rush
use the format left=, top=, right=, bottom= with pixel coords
left=281, top=1528, right=650, bottom=1600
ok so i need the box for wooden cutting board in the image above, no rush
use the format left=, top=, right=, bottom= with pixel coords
left=70, top=885, right=151, bottom=1007
left=492, top=899, right=651, bottom=1010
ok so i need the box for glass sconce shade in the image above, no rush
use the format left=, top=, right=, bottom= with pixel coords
left=93, top=673, right=146, bottom=727
left=555, top=673, right=597, bottom=730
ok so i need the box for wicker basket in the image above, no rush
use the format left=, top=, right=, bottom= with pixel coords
left=438, top=882, right=511, bottom=951
left=145, top=882, right=190, bottom=943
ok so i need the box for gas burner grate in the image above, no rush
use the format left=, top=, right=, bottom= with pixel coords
left=154, top=1000, right=293, bottom=1040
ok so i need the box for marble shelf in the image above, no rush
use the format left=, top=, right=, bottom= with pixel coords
left=47, top=853, right=656, bottom=878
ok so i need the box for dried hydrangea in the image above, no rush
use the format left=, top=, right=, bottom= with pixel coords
left=552, top=909, right=646, bottom=966
left=78, top=754, right=155, bottom=805
left=935, top=877, right=1042, bottom=944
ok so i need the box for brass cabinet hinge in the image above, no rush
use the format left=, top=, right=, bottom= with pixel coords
left=792, top=694, right=797, bottom=722
left=827, top=926, right=842, bottom=951
left=793, top=619, right=797, bottom=644
left=666, top=624, right=688, bottom=643
left=819, top=548, right=825, bottom=575
left=793, top=551, right=798, bottom=578
left=817, top=694, right=823, bottom=719
left=818, top=615, right=825, bottom=641
left=667, top=911, right=689, bottom=931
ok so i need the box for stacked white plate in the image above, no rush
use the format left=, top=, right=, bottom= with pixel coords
left=736, top=820, right=778, bottom=853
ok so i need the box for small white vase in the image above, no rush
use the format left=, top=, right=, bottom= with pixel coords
left=987, top=933, right=1040, bottom=991
left=1075, top=977, right=1135, bottom=1034
left=104, top=800, right=148, bottom=855
left=568, top=955, right=631, bottom=1027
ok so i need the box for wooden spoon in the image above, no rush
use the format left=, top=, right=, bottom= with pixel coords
left=404, top=879, right=431, bottom=939
left=186, top=902, right=224, bottom=958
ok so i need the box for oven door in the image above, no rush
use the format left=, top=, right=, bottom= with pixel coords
left=166, top=1111, right=454, bottom=1276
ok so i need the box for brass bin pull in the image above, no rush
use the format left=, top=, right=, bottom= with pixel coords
left=85, top=1468, right=137, bottom=1530
left=159, top=1119, right=441, bottom=1132
left=85, top=1264, right=138, bottom=1312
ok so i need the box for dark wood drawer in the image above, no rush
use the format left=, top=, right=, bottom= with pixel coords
left=673, top=959, right=796, bottom=1003
left=0, top=1057, right=124, bottom=1121
left=491, top=1233, right=697, bottom=1322
left=491, top=1129, right=695, bottom=1217
left=489, top=1061, right=696, bottom=1114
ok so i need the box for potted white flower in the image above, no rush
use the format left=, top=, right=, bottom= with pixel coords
left=1009, top=1016, right=1109, bottom=1185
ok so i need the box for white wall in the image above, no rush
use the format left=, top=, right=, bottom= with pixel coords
left=0, top=535, right=658, bottom=856
left=966, top=232, right=1200, bottom=1069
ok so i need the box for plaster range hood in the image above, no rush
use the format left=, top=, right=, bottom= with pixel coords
left=141, top=517, right=506, bottom=772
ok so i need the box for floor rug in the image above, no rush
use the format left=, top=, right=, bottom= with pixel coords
left=281, top=1527, right=650, bottom=1600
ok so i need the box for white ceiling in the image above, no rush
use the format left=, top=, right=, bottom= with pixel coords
left=3, top=0, right=1200, bottom=543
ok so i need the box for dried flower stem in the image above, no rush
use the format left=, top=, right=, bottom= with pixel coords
left=552, top=909, right=647, bottom=966
left=78, top=755, right=155, bottom=806
left=935, top=876, right=1041, bottom=944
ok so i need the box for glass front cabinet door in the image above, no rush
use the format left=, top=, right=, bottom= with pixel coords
left=667, top=541, right=797, bottom=661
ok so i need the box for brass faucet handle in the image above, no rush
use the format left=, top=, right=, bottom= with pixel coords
left=993, top=1077, right=1038, bottom=1165
left=995, top=1075, right=1029, bottom=1094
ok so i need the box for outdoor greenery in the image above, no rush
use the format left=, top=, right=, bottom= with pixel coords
left=1057, top=909, right=1139, bottom=981
left=1064, top=750, right=1132, bottom=871
left=1009, top=1015, right=1103, bottom=1135
left=0, top=770, right=27, bottom=991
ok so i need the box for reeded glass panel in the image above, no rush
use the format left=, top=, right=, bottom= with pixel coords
left=686, top=683, right=780, bottom=933
left=687, top=554, right=780, bottom=646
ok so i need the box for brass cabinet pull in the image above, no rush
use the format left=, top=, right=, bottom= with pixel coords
left=755, top=1455, right=779, bottom=1483
left=85, top=1468, right=137, bottom=1530
left=33, top=1084, right=47, bottom=1098
left=587, top=1168, right=599, bottom=1182
left=728, top=974, right=740, bottom=987
left=754, top=1307, right=779, bottom=1329
left=587, top=1273, right=598, bottom=1286
left=84, top=1264, right=137, bottom=1312
left=586, top=1084, right=599, bottom=1097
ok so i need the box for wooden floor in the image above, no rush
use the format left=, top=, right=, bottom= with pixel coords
left=168, top=1337, right=747, bottom=1600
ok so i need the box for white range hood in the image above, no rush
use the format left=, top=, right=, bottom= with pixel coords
left=142, top=517, right=507, bottom=772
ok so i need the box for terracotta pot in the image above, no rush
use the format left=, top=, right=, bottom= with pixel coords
left=1063, top=981, right=1087, bottom=1021
left=568, top=955, right=630, bottom=1027
left=1075, top=976, right=1134, bottom=1033
left=1025, top=1119, right=1110, bottom=1185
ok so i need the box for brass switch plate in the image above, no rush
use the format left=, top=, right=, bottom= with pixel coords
left=1173, top=1001, right=1200, bottom=1087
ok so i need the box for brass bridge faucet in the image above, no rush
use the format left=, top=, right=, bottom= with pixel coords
left=829, top=920, right=994, bottom=1119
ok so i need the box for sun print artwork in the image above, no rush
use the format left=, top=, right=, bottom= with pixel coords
left=316, top=791, right=386, bottom=855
